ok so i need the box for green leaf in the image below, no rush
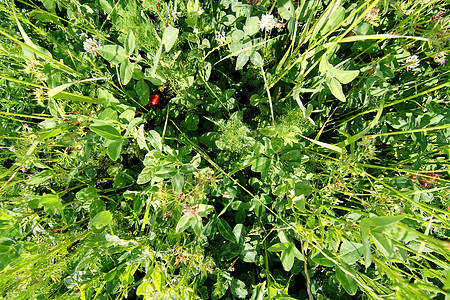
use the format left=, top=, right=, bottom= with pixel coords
left=154, top=166, right=177, bottom=178
left=119, top=59, right=134, bottom=85
left=172, top=173, right=184, bottom=194
left=251, top=157, right=270, bottom=172
left=281, top=244, right=295, bottom=271
left=97, top=45, right=128, bottom=64
left=360, top=218, right=372, bottom=268
left=90, top=124, right=121, bottom=140
left=90, top=199, right=106, bottom=218
left=333, top=69, right=360, bottom=84
left=277, top=0, right=295, bottom=20
left=89, top=211, right=112, bottom=230
left=27, top=170, right=53, bottom=185
left=339, top=241, right=364, bottom=264
left=367, top=215, right=405, bottom=231
left=372, top=232, right=394, bottom=258
left=250, top=51, right=263, bottom=67
left=162, top=25, right=179, bottom=52
left=236, top=53, right=249, bottom=70
left=148, top=130, right=162, bottom=151
left=125, top=30, right=135, bottom=56
left=244, top=16, right=259, bottom=36
left=327, top=77, right=346, bottom=102
left=176, top=214, right=192, bottom=233
left=311, top=249, right=336, bottom=267
left=76, top=186, right=98, bottom=203
left=107, top=139, right=123, bottom=161
left=231, top=278, right=248, bottom=298
left=217, top=218, right=236, bottom=243
left=137, top=166, right=153, bottom=185
left=336, top=267, right=358, bottom=295
left=267, top=243, right=290, bottom=252
left=136, top=80, right=150, bottom=104
left=39, top=194, right=62, bottom=215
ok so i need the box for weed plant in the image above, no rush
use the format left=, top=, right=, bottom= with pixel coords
left=0, top=0, right=449, bottom=299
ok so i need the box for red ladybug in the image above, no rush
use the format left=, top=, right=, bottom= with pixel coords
left=148, top=94, right=160, bottom=106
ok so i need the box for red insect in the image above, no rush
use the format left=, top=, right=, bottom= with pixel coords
left=148, top=94, right=160, bottom=106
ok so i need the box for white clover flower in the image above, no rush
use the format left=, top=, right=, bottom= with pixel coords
left=405, top=55, right=420, bottom=70
left=215, top=31, right=227, bottom=45
left=83, top=38, right=102, bottom=56
left=258, top=14, right=276, bottom=32
left=170, top=2, right=181, bottom=20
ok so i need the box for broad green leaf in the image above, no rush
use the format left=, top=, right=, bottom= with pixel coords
left=97, top=88, right=120, bottom=107
left=107, top=139, right=123, bottom=161
left=240, top=243, right=257, bottom=263
left=212, top=279, right=228, bottom=300
left=336, top=267, right=358, bottom=295
left=136, top=281, right=149, bottom=296
left=27, top=170, right=53, bottom=185
left=250, top=51, right=263, bottom=67
left=244, top=16, right=259, bottom=36
left=90, top=124, right=121, bottom=140
left=368, top=215, right=405, bottom=231
left=339, top=241, right=364, bottom=264
left=76, top=186, right=98, bottom=203
left=176, top=214, right=192, bottom=233
left=137, top=166, right=153, bottom=185
left=148, top=130, right=162, bottom=151
left=327, top=77, right=346, bottom=102
left=251, top=157, right=270, bottom=172
left=119, top=59, right=134, bottom=85
left=372, top=232, right=394, bottom=258
left=311, top=249, right=336, bottom=267
left=97, top=45, right=128, bottom=64
left=267, top=243, right=290, bottom=252
left=172, top=173, right=184, bottom=194
left=236, top=53, right=249, bottom=70
left=231, top=278, right=248, bottom=298
left=89, top=211, right=112, bottom=230
left=90, top=199, right=106, bottom=218
left=217, top=218, right=236, bottom=243
left=136, top=79, right=150, bottom=104
left=162, top=25, right=179, bottom=52
left=151, top=266, right=165, bottom=293
left=124, top=117, right=143, bottom=138
left=331, top=69, right=360, bottom=84
left=39, top=194, right=62, bottom=215
left=277, top=0, right=295, bottom=20
left=154, top=166, right=177, bottom=178
left=125, top=30, right=135, bottom=56
left=281, top=244, right=295, bottom=271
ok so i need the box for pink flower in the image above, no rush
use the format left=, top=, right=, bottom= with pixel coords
left=182, top=204, right=198, bottom=217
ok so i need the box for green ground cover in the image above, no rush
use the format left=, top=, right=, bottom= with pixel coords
left=0, top=0, right=449, bottom=299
